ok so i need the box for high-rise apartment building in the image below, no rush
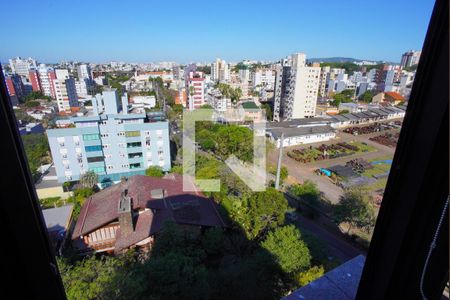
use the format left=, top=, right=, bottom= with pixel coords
left=77, top=64, right=92, bottom=81
left=318, top=66, right=330, bottom=97
left=400, top=50, right=421, bottom=68
left=186, top=71, right=206, bottom=110
left=252, top=69, right=275, bottom=89
left=273, top=53, right=320, bottom=121
left=37, top=64, right=57, bottom=98
left=53, top=69, right=78, bottom=112
left=47, top=88, right=171, bottom=183
left=211, top=58, right=230, bottom=83
left=9, top=57, right=37, bottom=77
left=76, top=64, right=93, bottom=97
left=4, top=74, right=24, bottom=106
left=28, top=70, right=42, bottom=92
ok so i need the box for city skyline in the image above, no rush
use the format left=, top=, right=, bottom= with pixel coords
left=1, top=0, right=434, bottom=63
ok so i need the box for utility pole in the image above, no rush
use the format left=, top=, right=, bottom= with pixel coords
left=275, top=133, right=284, bottom=190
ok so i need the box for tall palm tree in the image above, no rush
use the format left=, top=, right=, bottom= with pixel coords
left=80, top=171, right=98, bottom=188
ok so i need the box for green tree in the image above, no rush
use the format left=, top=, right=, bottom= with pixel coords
left=140, top=252, right=209, bottom=300
left=24, top=91, right=51, bottom=102
left=67, top=187, right=95, bottom=219
left=21, top=133, right=50, bottom=181
left=261, top=225, right=311, bottom=274
left=24, top=100, right=40, bottom=107
left=145, top=166, right=164, bottom=177
left=57, top=253, right=143, bottom=300
left=80, top=171, right=98, bottom=188
left=334, top=188, right=376, bottom=233
left=261, top=103, right=273, bottom=120
left=359, top=90, right=374, bottom=103
left=296, top=265, right=325, bottom=286
left=201, top=227, right=224, bottom=255
left=171, top=165, right=183, bottom=174
left=215, top=125, right=254, bottom=162
left=269, top=165, right=288, bottom=185
left=288, top=180, right=321, bottom=207
left=244, top=188, right=288, bottom=239
left=231, top=87, right=242, bottom=102
left=331, top=89, right=354, bottom=107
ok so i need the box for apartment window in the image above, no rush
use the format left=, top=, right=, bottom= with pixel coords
left=125, top=131, right=140, bottom=137
left=85, top=145, right=102, bottom=152
left=127, top=142, right=141, bottom=148
left=89, top=166, right=105, bottom=174
left=87, top=156, right=104, bottom=163
left=83, top=133, right=100, bottom=141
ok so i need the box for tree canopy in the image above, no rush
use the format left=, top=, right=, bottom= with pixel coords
left=145, top=166, right=164, bottom=177
left=21, top=133, right=50, bottom=181
left=261, top=225, right=311, bottom=274
left=359, top=90, right=375, bottom=103
left=334, top=188, right=376, bottom=233
left=243, top=188, right=288, bottom=239
left=330, top=89, right=354, bottom=107
left=80, top=171, right=98, bottom=188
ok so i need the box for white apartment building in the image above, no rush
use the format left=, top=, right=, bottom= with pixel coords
left=211, top=58, right=230, bottom=83
left=77, top=64, right=92, bottom=81
left=206, top=89, right=231, bottom=112
left=252, top=69, right=275, bottom=89
left=318, top=66, right=330, bottom=97
left=75, top=80, right=89, bottom=97
left=186, top=71, right=206, bottom=110
left=37, top=64, right=56, bottom=98
left=274, top=53, right=320, bottom=121
left=239, top=68, right=250, bottom=83
left=53, top=69, right=78, bottom=112
left=9, top=57, right=37, bottom=77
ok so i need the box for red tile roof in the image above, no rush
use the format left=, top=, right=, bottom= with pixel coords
left=72, top=174, right=227, bottom=250
left=384, top=92, right=404, bottom=101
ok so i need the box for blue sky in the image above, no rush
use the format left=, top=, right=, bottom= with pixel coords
left=0, top=0, right=435, bottom=64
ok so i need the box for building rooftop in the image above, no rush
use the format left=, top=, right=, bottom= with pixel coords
left=268, top=125, right=335, bottom=139
left=72, top=174, right=227, bottom=251
left=384, top=91, right=404, bottom=101
left=42, top=205, right=73, bottom=233
left=267, top=117, right=333, bottom=129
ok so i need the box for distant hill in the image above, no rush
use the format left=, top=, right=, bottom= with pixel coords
left=307, top=57, right=393, bottom=64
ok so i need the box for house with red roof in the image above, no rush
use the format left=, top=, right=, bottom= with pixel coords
left=72, top=174, right=227, bottom=254
left=373, top=92, right=405, bottom=105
